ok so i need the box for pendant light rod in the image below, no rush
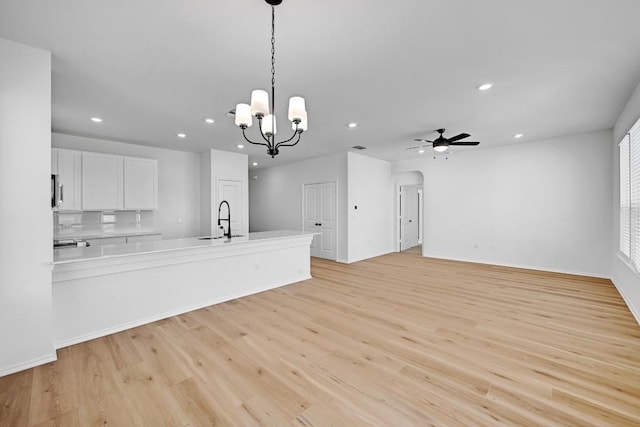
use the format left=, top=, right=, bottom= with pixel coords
left=234, top=0, right=308, bottom=158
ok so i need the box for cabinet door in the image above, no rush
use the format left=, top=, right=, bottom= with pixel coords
left=123, top=157, right=157, bottom=210
left=57, top=149, right=82, bottom=211
left=82, top=152, right=123, bottom=210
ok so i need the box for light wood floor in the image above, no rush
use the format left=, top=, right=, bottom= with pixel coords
left=2, top=253, right=640, bottom=426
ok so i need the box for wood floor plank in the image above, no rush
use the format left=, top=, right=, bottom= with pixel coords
left=2, top=253, right=640, bottom=426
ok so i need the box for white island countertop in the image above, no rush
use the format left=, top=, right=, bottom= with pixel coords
left=53, top=230, right=315, bottom=265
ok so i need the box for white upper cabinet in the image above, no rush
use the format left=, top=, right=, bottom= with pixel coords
left=82, top=152, right=124, bottom=210
left=123, top=157, right=157, bottom=210
left=53, top=149, right=157, bottom=211
left=52, top=148, right=82, bottom=211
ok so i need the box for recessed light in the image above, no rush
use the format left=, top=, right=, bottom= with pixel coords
left=418, top=149, right=425, bottom=154
left=237, top=144, right=244, bottom=149
left=477, top=82, right=493, bottom=91
left=252, top=162, right=258, bottom=166
left=514, top=133, right=524, bottom=139
left=347, top=122, right=358, bottom=128
left=91, top=117, right=102, bottom=123
left=177, top=133, right=186, bottom=138
left=205, top=118, right=215, bottom=124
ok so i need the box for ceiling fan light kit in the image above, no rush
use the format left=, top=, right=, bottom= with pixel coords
left=234, top=0, right=307, bottom=158
left=411, top=128, right=480, bottom=153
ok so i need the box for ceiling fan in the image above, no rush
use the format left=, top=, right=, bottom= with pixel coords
left=409, top=128, right=480, bottom=153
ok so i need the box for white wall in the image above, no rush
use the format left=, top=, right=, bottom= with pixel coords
left=52, top=133, right=201, bottom=239
left=249, top=152, right=349, bottom=262
left=347, top=152, right=393, bottom=263
left=611, top=80, right=640, bottom=323
left=393, top=130, right=613, bottom=277
left=200, top=150, right=212, bottom=236
left=0, top=38, right=56, bottom=375
left=200, top=149, right=249, bottom=236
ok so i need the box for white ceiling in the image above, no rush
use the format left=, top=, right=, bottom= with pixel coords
left=2, top=0, right=640, bottom=169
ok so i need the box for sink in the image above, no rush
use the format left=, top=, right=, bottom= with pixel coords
left=197, top=234, right=245, bottom=240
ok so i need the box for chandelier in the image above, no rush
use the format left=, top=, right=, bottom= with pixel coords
left=234, top=0, right=308, bottom=158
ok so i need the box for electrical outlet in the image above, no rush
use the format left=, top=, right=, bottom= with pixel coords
left=474, top=243, right=479, bottom=249
left=177, top=216, right=183, bottom=224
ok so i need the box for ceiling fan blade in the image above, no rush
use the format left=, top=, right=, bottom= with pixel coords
left=406, top=144, right=432, bottom=150
left=414, top=138, right=433, bottom=143
left=450, top=141, right=480, bottom=146
left=447, top=133, right=470, bottom=142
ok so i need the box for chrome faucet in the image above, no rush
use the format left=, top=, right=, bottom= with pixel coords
left=217, top=200, right=231, bottom=239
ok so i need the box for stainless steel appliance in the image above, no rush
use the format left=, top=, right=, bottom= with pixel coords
left=51, top=174, right=62, bottom=208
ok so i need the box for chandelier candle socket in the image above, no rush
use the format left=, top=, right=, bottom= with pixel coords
left=293, top=111, right=308, bottom=131
left=235, top=0, right=308, bottom=158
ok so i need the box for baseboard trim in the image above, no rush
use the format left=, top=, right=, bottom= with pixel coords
left=0, top=352, right=57, bottom=377
left=610, top=276, right=640, bottom=325
left=423, top=254, right=610, bottom=280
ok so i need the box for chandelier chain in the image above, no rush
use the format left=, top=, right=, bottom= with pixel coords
left=271, top=6, right=276, bottom=95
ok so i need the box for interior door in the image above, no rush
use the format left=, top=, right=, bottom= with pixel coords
left=318, top=182, right=337, bottom=259
left=400, top=185, right=419, bottom=250
left=304, top=185, right=320, bottom=256
left=218, top=180, right=243, bottom=235
left=304, top=182, right=337, bottom=260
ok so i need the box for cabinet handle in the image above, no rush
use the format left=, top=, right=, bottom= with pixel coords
left=59, top=184, right=64, bottom=206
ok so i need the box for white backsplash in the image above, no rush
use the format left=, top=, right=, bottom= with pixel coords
left=54, top=210, right=155, bottom=239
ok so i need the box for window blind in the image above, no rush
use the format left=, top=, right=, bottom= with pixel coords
left=631, top=118, right=640, bottom=270
left=620, top=134, right=630, bottom=257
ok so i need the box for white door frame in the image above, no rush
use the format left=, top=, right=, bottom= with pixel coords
left=393, top=171, right=424, bottom=253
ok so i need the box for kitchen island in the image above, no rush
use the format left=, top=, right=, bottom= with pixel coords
left=52, top=230, right=315, bottom=349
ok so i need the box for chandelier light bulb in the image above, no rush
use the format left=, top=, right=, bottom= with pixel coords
left=235, top=104, right=252, bottom=127
left=288, top=96, right=306, bottom=122
left=262, top=114, right=277, bottom=135
left=250, top=90, right=269, bottom=117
